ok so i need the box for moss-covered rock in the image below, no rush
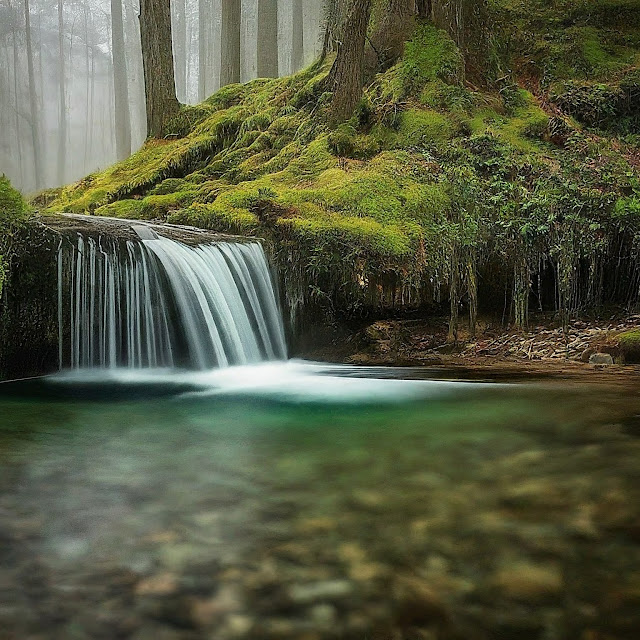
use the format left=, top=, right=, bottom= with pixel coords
left=618, top=328, right=640, bottom=363
left=40, top=12, right=640, bottom=330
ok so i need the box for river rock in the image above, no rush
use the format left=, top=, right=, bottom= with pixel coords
left=289, top=580, right=354, bottom=604
left=490, top=562, right=562, bottom=602
left=589, top=353, right=614, bottom=365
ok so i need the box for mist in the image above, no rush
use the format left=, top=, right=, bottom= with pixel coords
left=0, top=0, right=324, bottom=194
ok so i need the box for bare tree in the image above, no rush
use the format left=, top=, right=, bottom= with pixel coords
left=57, top=0, right=67, bottom=185
left=257, top=0, right=278, bottom=78
left=291, top=0, right=304, bottom=72
left=198, top=0, right=207, bottom=100
left=139, top=0, right=180, bottom=137
left=220, top=0, right=240, bottom=86
left=24, top=0, right=43, bottom=189
left=111, top=0, right=131, bottom=158
left=173, top=0, right=187, bottom=101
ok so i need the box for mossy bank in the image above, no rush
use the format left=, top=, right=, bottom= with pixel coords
left=40, top=1, right=640, bottom=340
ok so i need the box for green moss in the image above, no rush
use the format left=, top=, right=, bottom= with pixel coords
left=0, top=176, right=29, bottom=296
left=400, top=23, right=463, bottom=94
left=618, top=328, right=640, bottom=362
left=398, top=109, right=458, bottom=146
left=94, top=199, right=146, bottom=219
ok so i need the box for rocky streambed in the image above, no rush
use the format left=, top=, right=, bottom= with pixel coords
left=1, top=369, right=639, bottom=640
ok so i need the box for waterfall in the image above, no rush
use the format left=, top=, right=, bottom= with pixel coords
left=59, top=233, right=287, bottom=370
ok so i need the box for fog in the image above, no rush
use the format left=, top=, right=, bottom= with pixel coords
left=0, top=0, right=323, bottom=194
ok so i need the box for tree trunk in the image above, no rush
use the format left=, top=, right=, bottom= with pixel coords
left=291, top=0, right=304, bottom=72
left=111, top=0, right=131, bottom=159
left=198, top=0, right=207, bottom=100
left=139, top=0, right=180, bottom=138
left=57, top=0, right=67, bottom=185
left=364, top=0, right=414, bottom=80
left=327, top=0, right=372, bottom=124
left=430, top=0, right=489, bottom=84
left=173, top=0, right=187, bottom=101
left=220, top=0, right=240, bottom=86
left=9, top=0, right=24, bottom=184
left=24, top=0, right=43, bottom=190
left=257, top=0, right=278, bottom=78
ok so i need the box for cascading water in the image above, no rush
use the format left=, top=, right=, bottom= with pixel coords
left=59, top=232, right=287, bottom=369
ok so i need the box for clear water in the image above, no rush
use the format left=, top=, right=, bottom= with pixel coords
left=1, top=363, right=639, bottom=640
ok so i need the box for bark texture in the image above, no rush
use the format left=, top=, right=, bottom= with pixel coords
left=220, top=0, right=241, bottom=86
left=257, top=0, right=278, bottom=78
left=111, top=0, right=131, bottom=159
left=24, top=0, right=43, bottom=189
left=364, top=0, right=415, bottom=80
left=327, top=0, right=373, bottom=123
left=291, top=0, right=304, bottom=72
left=429, top=0, right=490, bottom=84
left=139, top=0, right=179, bottom=138
left=57, top=0, right=67, bottom=184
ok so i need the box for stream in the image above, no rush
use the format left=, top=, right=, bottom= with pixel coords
left=1, top=362, right=639, bottom=639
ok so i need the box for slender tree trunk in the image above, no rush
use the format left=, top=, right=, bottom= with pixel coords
left=257, top=0, right=278, bottom=78
left=220, top=0, right=240, bottom=86
left=24, top=0, right=43, bottom=190
left=9, top=0, right=24, bottom=184
left=172, top=0, right=187, bottom=101
left=111, top=0, right=132, bottom=158
left=291, top=0, right=304, bottom=72
left=57, top=0, right=67, bottom=185
left=84, top=4, right=91, bottom=168
left=327, top=0, right=372, bottom=123
left=198, top=0, right=207, bottom=100
left=139, top=0, right=180, bottom=138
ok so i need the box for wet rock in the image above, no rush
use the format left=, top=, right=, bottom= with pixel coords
left=226, top=613, right=254, bottom=637
left=289, top=580, right=354, bottom=605
left=589, top=353, right=614, bottom=366
left=393, top=576, right=450, bottom=625
left=135, top=573, right=178, bottom=597
left=490, top=562, right=563, bottom=602
left=309, top=603, right=337, bottom=626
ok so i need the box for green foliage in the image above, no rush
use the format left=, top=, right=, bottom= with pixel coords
left=618, top=328, right=640, bottom=362
left=400, top=23, right=463, bottom=95
left=41, top=11, right=640, bottom=319
left=0, top=176, right=29, bottom=296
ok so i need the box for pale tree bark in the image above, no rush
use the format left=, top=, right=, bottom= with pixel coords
left=220, top=0, right=240, bottom=86
left=327, top=0, right=372, bottom=123
left=9, top=0, right=24, bottom=183
left=111, top=0, right=132, bottom=158
left=257, top=0, right=278, bottom=78
left=291, top=0, right=304, bottom=72
left=57, top=0, right=67, bottom=185
left=139, top=0, right=180, bottom=138
left=198, top=0, right=207, bottom=100
left=172, top=0, right=187, bottom=101
left=24, top=0, right=43, bottom=190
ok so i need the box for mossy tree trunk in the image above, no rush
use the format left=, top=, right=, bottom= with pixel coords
left=220, top=0, right=241, bottom=86
left=365, top=0, right=415, bottom=79
left=257, top=0, right=279, bottom=78
left=111, top=0, right=131, bottom=159
left=139, top=0, right=180, bottom=138
left=430, top=0, right=490, bottom=84
left=327, top=0, right=373, bottom=124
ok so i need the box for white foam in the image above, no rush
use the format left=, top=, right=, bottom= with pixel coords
left=49, top=361, right=488, bottom=404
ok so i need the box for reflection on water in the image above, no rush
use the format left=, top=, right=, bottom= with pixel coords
left=1, top=363, right=639, bottom=640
